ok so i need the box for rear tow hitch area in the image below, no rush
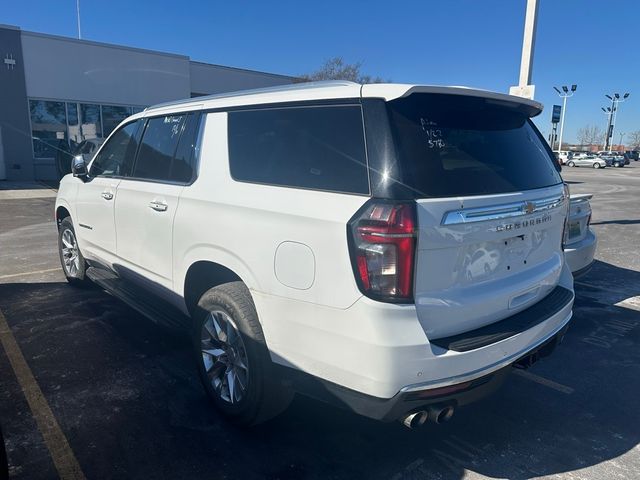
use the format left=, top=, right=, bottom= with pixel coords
left=514, top=325, right=570, bottom=370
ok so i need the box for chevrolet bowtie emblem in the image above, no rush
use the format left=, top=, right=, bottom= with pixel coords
left=523, top=202, right=535, bottom=214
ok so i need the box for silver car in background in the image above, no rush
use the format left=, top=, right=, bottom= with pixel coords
left=566, top=156, right=607, bottom=169
left=564, top=194, right=597, bottom=277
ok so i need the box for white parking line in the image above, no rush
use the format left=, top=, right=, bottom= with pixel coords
left=0, top=267, right=61, bottom=280
left=512, top=369, right=574, bottom=395
left=0, top=308, right=86, bottom=479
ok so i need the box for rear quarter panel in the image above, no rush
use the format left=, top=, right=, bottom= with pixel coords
left=172, top=112, right=368, bottom=310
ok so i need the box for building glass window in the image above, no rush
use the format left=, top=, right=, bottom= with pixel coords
left=80, top=103, right=102, bottom=140
left=102, top=105, right=131, bottom=138
left=28, top=99, right=147, bottom=161
left=29, top=100, right=67, bottom=159
left=66, top=102, right=82, bottom=148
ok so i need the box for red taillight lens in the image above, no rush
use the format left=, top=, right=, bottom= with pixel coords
left=348, top=201, right=417, bottom=302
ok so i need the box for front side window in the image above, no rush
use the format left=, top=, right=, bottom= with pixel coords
left=102, top=105, right=131, bottom=138
left=90, top=120, right=142, bottom=177
left=228, top=105, right=369, bottom=194
left=387, top=93, right=563, bottom=198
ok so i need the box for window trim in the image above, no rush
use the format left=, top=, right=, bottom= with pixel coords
left=226, top=102, right=372, bottom=197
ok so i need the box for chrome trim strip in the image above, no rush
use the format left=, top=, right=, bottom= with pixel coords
left=441, top=193, right=566, bottom=226
left=368, top=232, right=415, bottom=238
left=399, top=309, right=573, bottom=393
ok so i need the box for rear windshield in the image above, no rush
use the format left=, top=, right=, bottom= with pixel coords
left=387, top=93, right=562, bottom=198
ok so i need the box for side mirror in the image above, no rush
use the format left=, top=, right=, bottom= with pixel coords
left=71, top=155, right=88, bottom=180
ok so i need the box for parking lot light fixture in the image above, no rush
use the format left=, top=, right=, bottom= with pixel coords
left=606, top=92, right=631, bottom=151
left=554, top=84, right=577, bottom=153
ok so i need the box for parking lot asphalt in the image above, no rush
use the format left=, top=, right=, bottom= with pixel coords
left=0, top=165, right=639, bottom=480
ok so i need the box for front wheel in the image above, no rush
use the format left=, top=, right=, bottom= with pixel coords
left=58, top=217, right=90, bottom=286
left=567, top=161, right=575, bottom=167
left=193, top=282, right=292, bottom=426
left=593, top=162, right=601, bottom=169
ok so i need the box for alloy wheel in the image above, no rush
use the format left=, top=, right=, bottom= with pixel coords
left=61, top=229, right=80, bottom=277
left=200, top=310, right=249, bottom=404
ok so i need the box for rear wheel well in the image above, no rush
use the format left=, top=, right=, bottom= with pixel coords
left=56, top=206, right=71, bottom=229
left=184, top=261, right=243, bottom=317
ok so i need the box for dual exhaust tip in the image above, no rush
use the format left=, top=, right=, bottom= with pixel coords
left=402, top=405, right=455, bottom=429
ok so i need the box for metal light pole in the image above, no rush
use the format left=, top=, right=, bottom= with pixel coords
left=607, top=92, right=630, bottom=151
left=602, top=107, right=613, bottom=150
left=553, top=85, right=577, bottom=152
left=509, top=0, right=539, bottom=99
left=76, top=0, right=82, bottom=39
left=618, top=132, right=625, bottom=150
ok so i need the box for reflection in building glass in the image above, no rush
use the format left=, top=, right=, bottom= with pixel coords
left=29, top=100, right=67, bottom=158
left=102, top=105, right=131, bottom=138
left=80, top=103, right=102, bottom=140
left=27, top=99, right=147, bottom=158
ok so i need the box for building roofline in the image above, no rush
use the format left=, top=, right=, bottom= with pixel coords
left=189, top=60, right=297, bottom=80
left=19, top=29, right=190, bottom=60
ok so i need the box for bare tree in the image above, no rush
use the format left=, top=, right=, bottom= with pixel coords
left=576, top=124, right=604, bottom=146
left=297, top=57, right=388, bottom=83
left=627, top=130, right=640, bottom=150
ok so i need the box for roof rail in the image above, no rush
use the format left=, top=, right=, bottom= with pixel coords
left=146, top=80, right=360, bottom=112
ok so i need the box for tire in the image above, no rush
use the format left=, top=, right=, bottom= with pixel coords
left=567, top=161, right=575, bottom=167
left=57, top=217, right=90, bottom=286
left=593, top=162, right=601, bottom=169
left=193, top=281, right=293, bottom=426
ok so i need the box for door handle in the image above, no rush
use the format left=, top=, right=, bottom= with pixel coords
left=101, top=191, right=114, bottom=200
left=149, top=201, right=168, bottom=212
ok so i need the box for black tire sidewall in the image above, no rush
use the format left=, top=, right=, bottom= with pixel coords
left=192, top=283, right=275, bottom=424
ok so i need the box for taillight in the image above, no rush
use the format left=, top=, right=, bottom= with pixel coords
left=347, top=200, right=417, bottom=303
left=561, top=183, right=570, bottom=250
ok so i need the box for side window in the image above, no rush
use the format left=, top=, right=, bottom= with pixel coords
left=133, top=114, right=186, bottom=181
left=90, top=120, right=142, bottom=177
left=227, top=105, right=369, bottom=194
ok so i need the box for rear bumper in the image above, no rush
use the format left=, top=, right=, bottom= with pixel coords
left=565, top=229, right=597, bottom=276
left=279, top=319, right=571, bottom=422
left=256, top=262, right=575, bottom=408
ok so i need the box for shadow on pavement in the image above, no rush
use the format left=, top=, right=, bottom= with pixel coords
left=590, top=219, right=640, bottom=226
left=0, top=266, right=638, bottom=479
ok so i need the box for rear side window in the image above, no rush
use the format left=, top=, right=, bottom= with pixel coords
left=387, top=94, right=562, bottom=198
left=132, top=113, right=201, bottom=183
left=228, top=105, right=369, bottom=194
left=134, top=115, right=186, bottom=181
left=90, top=120, right=142, bottom=177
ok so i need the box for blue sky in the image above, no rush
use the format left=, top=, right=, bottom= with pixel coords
left=3, top=0, right=638, bottom=144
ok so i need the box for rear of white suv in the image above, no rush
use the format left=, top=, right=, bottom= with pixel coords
left=56, top=82, right=573, bottom=427
left=255, top=88, right=573, bottom=426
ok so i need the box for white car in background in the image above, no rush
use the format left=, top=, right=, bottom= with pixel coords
left=564, top=194, right=597, bottom=277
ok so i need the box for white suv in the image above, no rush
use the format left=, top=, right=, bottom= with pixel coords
left=55, top=82, right=574, bottom=427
